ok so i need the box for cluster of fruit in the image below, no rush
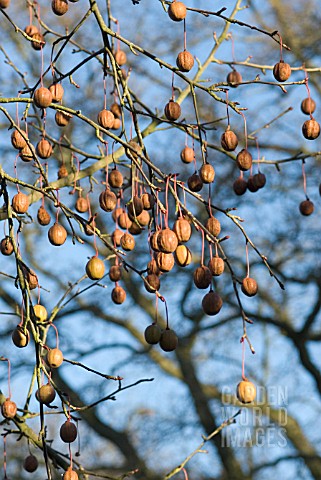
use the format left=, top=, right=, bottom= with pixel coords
left=0, top=1, right=271, bottom=477
left=1, top=343, right=78, bottom=479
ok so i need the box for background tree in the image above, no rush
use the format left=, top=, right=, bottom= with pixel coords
left=1, top=1, right=321, bottom=480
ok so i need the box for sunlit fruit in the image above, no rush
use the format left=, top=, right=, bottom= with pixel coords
left=241, top=277, right=258, bottom=297
left=33, top=304, right=48, bottom=322
left=12, top=192, right=29, bottom=214
left=48, top=223, right=67, bottom=246
left=1, top=399, right=17, bottom=419
left=37, top=383, right=56, bottom=405
left=34, top=87, right=53, bottom=108
left=86, top=257, right=105, bottom=280
left=47, top=348, right=64, bottom=368
left=168, top=1, right=186, bottom=21
left=236, top=379, right=256, bottom=404
left=273, top=60, right=291, bottom=82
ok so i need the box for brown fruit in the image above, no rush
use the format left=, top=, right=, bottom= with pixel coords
left=112, top=229, right=123, bottom=246
left=12, top=192, right=29, bottom=214
left=202, top=291, right=223, bottom=315
left=49, top=83, right=64, bottom=102
left=208, top=256, right=224, bottom=276
left=34, top=87, right=53, bottom=108
left=111, top=286, right=126, bottom=304
left=180, top=146, right=195, bottom=164
left=20, top=144, right=34, bottom=162
left=23, top=454, right=38, bottom=472
left=60, top=420, right=77, bottom=443
left=206, top=217, right=221, bottom=237
left=128, top=222, right=143, bottom=235
left=63, top=467, right=79, bottom=480
left=52, top=0, right=68, bottom=15
left=115, top=50, right=127, bottom=65
left=187, top=173, right=203, bottom=192
left=109, top=265, right=122, bottom=282
left=37, top=383, right=56, bottom=405
left=194, top=265, right=212, bottom=289
left=147, top=258, right=160, bottom=275
left=0, top=236, right=14, bottom=256
left=227, top=70, right=242, bottom=87
left=11, top=130, right=27, bottom=149
left=34, top=304, right=48, bottom=322
left=247, top=176, right=259, bottom=193
left=84, top=218, right=96, bottom=236
left=141, top=192, right=155, bottom=210
left=48, top=223, right=67, bottom=246
left=150, top=230, right=160, bottom=252
left=233, top=177, right=247, bottom=195
left=25, top=25, right=39, bottom=37
left=301, top=98, right=316, bottom=115
left=136, top=210, right=150, bottom=227
left=221, top=128, right=238, bottom=151
left=55, top=111, right=72, bottom=126
left=173, top=217, right=191, bottom=243
left=144, top=324, right=162, bottom=345
left=0, top=0, right=10, bottom=8
left=36, top=138, right=53, bottom=159
left=273, top=61, right=291, bottom=82
left=128, top=223, right=141, bottom=237
left=174, top=244, right=192, bottom=267
left=164, top=100, right=181, bottom=121
left=1, top=399, right=17, bottom=419
left=199, top=164, right=215, bottom=184
left=128, top=222, right=142, bottom=236
left=58, top=165, right=69, bottom=178
left=12, top=326, right=29, bottom=348
left=31, top=32, right=45, bottom=51
left=236, top=149, right=252, bottom=171
left=120, top=232, right=135, bottom=251
left=126, top=140, right=143, bottom=160
left=302, top=119, right=320, bottom=140
left=300, top=199, right=314, bottom=216
left=112, top=117, right=122, bottom=130
left=75, top=196, right=89, bottom=213
left=168, top=1, right=186, bottom=21
left=86, top=257, right=105, bottom=280
left=236, top=379, right=256, bottom=404
left=22, top=267, right=39, bottom=290
left=155, top=252, right=175, bottom=272
left=97, top=109, right=115, bottom=129
left=157, top=228, right=178, bottom=253
left=112, top=207, right=123, bottom=222
left=118, top=212, right=132, bottom=229
left=99, top=189, right=117, bottom=212
left=37, top=206, right=51, bottom=226
left=109, top=169, right=123, bottom=188
left=253, top=172, right=266, bottom=189
left=47, top=348, right=64, bottom=368
left=110, top=102, right=122, bottom=118
left=176, top=50, right=194, bottom=72
left=241, top=277, right=258, bottom=297
left=159, top=329, right=178, bottom=352
left=144, top=274, right=160, bottom=293
left=127, top=196, right=144, bottom=219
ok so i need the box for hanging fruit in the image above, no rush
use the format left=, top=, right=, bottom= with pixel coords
left=236, top=379, right=256, bottom=404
